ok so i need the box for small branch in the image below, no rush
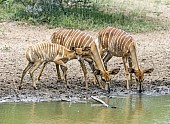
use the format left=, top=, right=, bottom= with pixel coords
left=91, top=96, right=109, bottom=107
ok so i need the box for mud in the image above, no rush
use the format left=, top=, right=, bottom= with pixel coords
left=0, top=21, right=170, bottom=103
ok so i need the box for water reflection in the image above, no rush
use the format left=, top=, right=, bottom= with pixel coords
left=0, top=95, right=170, bottom=124
left=123, top=95, right=144, bottom=124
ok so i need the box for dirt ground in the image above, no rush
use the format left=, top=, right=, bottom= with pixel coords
left=0, top=21, right=169, bottom=103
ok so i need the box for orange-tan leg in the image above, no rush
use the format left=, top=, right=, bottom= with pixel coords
left=128, top=57, right=133, bottom=83
left=19, top=62, right=33, bottom=90
left=89, top=62, right=104, bottom=89
left=122, top=57, right=130, bottom=90
left=37, top=62, right=47, bottom=81
left=79, top=60, right=88, bottom=89
left=29, top=61, right=42, bottom=89
left=56, top=64, right=63, bottom=80
left=103, top=52, right=113, bottom=70
left=54, top=60, right=69, bottom=87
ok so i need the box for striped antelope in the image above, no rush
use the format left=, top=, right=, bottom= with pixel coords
left=37, top=29, right=77, bottom=81
left=38, top=29, right=120, bottom=90
left=19, top=42, right=87, bottom=90
left=52, top=29, right=110, bottom=89
left=98, top=27, right=154, bottom=92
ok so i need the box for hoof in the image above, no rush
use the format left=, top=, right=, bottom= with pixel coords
left=138, top=89, right=143, bottom=93
left=107, top=88, right=110, bottom=94
left=33, top=86, right=38, bottom=90
left=18, top=86, right=21, bottom=90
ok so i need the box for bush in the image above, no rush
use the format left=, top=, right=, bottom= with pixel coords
left=0, top=0, right=168, bottom=32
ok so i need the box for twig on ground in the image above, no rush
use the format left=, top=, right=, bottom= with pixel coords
left=91, top=96, right=109, bottom=107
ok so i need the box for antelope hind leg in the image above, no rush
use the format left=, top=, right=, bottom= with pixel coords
left=29, top=61, right=42, bottom=90
left=37, top=62, right=47, bottom=81
left=19, top=62, right=33, bottom=90
left=54, top=60, right=69, bottom=88
left=122, top=57, right=130, bottom=90
left=56, top=64, right=63, bottom=80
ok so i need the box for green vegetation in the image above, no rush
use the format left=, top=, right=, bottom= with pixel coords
left=0, top=0, right=169, bottom=32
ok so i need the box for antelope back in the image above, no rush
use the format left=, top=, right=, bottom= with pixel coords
left=98, top=27, right=135, bottom=56
left=51, top=29, right=96, bottom=50
left=27, top=42, right=68, bottom=62
left=51, top=29, right=79, bottom=45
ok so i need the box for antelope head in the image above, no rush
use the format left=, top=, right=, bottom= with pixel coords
left=71, top=47, right=91, bottom=60
left=96, top=68, right=120, bottom=93
left=128, top=68, right=154, bottom=92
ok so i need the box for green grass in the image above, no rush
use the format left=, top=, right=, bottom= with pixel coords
left=0, top=1, right=169, bottom=33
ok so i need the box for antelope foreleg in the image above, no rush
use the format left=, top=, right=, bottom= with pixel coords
left=54, top=60, right=69, bottom=87
left=89, top=62, right=103, bottom=89
left=79, top=59, right=88, bottom=89
left=56, top=64, right=62, bottom=80
left=122, top=57, right=130, bottom=90
left=128, top=57, right=133, bottom=83
left=103, top=52, right=112, bottom=70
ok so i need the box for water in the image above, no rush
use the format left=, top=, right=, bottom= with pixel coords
left=0, top=95, right=170, bottom=124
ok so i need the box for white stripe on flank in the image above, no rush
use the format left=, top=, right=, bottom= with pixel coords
left=116, top=30, right=124, bottom=42
left=50, top=44, right=52, bottom=58
left=109, top=36, right=115, bottom=52
left=128, top=40, right=133, bottom=49
left=77, top=32, right=86, bottom=47
left=126, top=41, right=133, bottom=53
left=108, top=28, right=115, bottom=47
left=121, top=35, right=129, bottom=50
left=56, top=44, right=58, bottom=57
left=84, top=36, right=91, bottom=47
left=116, top=31, right=125, bottom=49
left=80, top=34, right=88, bottom=47
left=102, top=32, right=106, bottom=46
left=68, top=30, right=80, bottom=49
left=89, top=38, right=94, bottom=47
left=123, top=37, right=131, bottom=52
left=65, top=30, right=73, bottom=40
left=48, top=43, right=50, bottom=58
left=74, top=31, right=82, bottom=47
left=114, top=29, right=121, bottom=54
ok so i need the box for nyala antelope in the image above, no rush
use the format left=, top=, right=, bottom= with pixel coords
left=98, top=27, right=154, bottom=92
left=19, top=42, right=88, bottom=90
left=38, top=29, right=120, bottom=90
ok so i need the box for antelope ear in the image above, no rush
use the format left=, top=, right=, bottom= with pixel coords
left=128, top=68, right=136, bottom=73
left=144, top=68, right=154, bottom=73
left=109, top=68, right=120, bottom=75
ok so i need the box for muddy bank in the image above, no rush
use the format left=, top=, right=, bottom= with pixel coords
left=0, top=22, right=170, bottom=103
